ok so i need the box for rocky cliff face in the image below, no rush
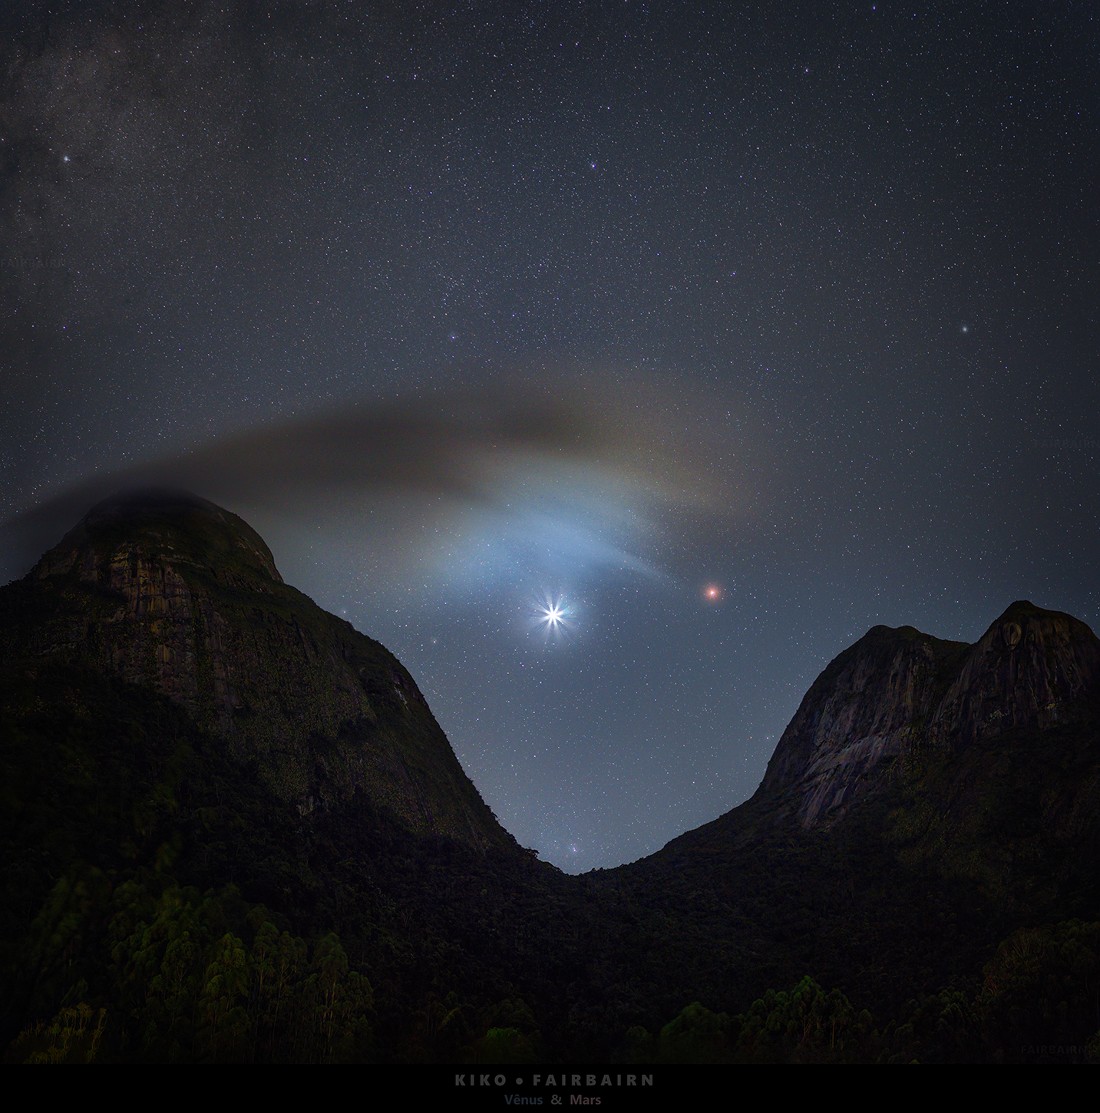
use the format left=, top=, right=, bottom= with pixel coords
left=1, top=489, right=512, bottom=852
left=757, top=601, right=1100, bottom=828
left=931, top=602, right=1100, bottom=748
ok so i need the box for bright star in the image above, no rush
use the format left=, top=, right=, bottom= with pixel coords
left=541, top=601, right=565, bottom=628
left=530, top=592, right=573, bottom=640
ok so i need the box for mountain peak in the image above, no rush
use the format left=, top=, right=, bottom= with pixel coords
left=757, top=620, right=964, bottom=827
left=980, top=599, right=1086, bottom=646
left=32, top=487, right=283, bottom=587
left=755, top=604, right=1100, bottom=829
left=936, top=600, right=1100, bottom=750
left=5, top=491, right=512, bottom=853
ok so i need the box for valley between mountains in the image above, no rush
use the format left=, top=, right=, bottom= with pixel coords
left=3, top=491, right=1099, bottom=1063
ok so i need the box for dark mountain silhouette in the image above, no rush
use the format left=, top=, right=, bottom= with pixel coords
left=3, top=492, right=1100, bottom=1064
left=5, top=489, right=511, bottom=852
left=619, top=600, right=1100, bottom=1056
left=756, top=600, right=1100, bottom=828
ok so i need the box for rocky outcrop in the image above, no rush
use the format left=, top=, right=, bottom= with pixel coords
left=930, top=601, right=1100, bottom=747
left=3, top=489, right=513, bottom=852
left=757, top=602, right=1100, bottom=828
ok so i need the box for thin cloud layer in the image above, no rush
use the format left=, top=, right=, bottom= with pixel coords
left=2, top=379, right=745, bottom=591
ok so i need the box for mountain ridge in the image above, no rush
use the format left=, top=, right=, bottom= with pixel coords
left=5, top=490, right=1100, bottom=1063
left=10, top=490, right=1100, bottom=863
left=736, top=599, right=1100, bottom=832
left=2, top=488, right=514, bottom=854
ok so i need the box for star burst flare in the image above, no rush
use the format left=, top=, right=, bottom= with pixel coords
left=531, top=592, right=573, bottom=640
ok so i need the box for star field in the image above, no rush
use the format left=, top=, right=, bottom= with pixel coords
left=1, top=1, right=1097, bottom=871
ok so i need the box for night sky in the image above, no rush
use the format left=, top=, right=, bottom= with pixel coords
left=2, top=1, right=1097, bottom=872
